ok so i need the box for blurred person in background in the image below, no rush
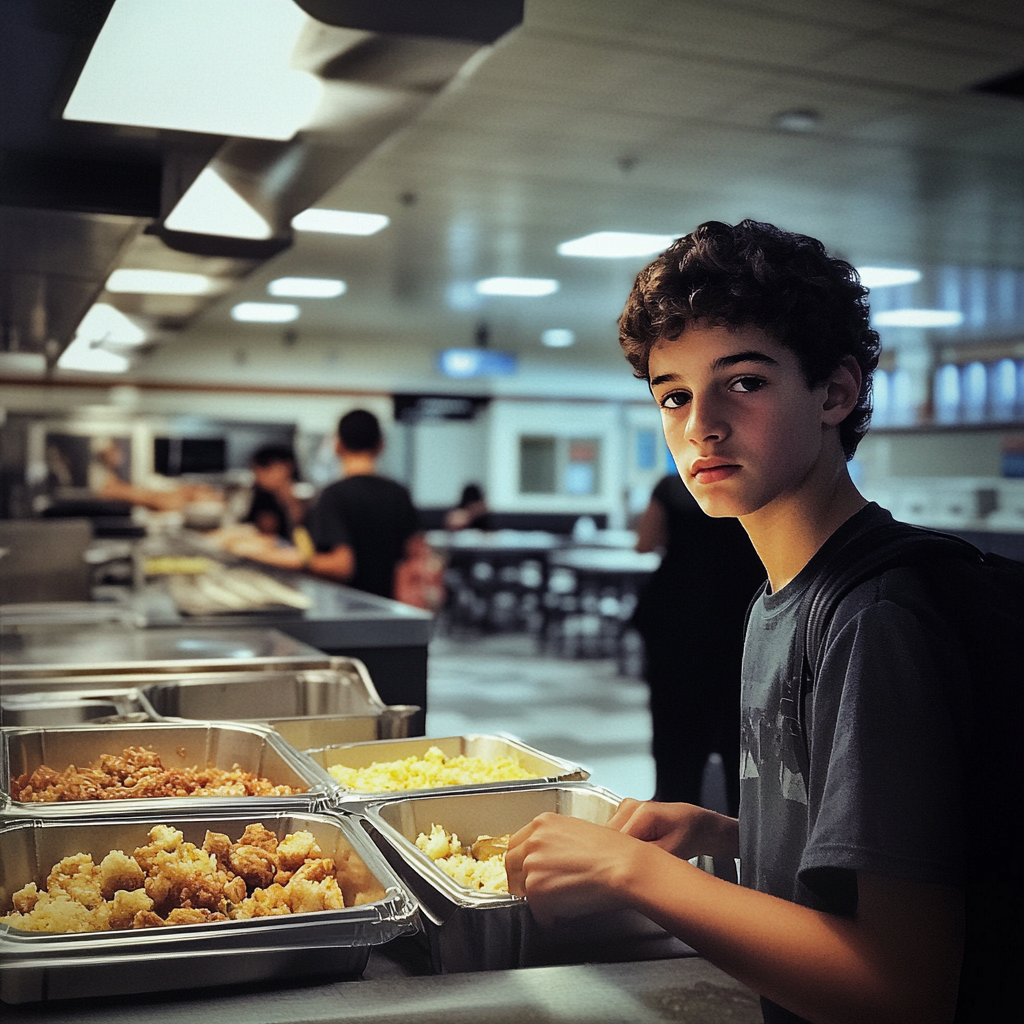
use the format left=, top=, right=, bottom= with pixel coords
left=633, top=472, right=764, bottom=813
left=444, top=482, right=491, bottom=531
left=89, top=437, right=217, bottom=512
left=244, top=443, right=308, bottom=540
left=306, top=409, right=426, bottom=600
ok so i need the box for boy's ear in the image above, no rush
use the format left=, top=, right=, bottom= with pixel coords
left=821, top=355, right=862, bottom=426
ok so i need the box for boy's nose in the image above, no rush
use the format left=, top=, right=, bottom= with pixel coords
left=685, top=395, right=729, bottom=443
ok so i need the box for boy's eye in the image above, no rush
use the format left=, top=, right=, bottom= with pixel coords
left=659, top=390, right=690, bottom=409
left=730, top=375, right=767, bottom=394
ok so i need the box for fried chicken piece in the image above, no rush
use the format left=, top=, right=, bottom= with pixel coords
left=12, top=882, right=41, bottom=915
left=3, top=887, right=95, bottom=933
left=134, top=826, right=238, bottom=915
left=229, top=844, right=276, bottom=890
left=132, top=910, right=166, bottom=929
left=202, top=830, right=233, bottom=871
left=47, top=854, right=104, bottom=909
left=101, top=888, right=154, bottom=930
left=231, top=883, right=292, bottom=919
left=98, top=849, right=146, bottom=900
left=276, top=830, right=320, bottom=871
left=285, top=876, right=346, bottom=914
left=165, top=907, right=229, bottom=925
left=236, top=823, right=278, bottom=854
left=132, top=824, right=185, bottom=874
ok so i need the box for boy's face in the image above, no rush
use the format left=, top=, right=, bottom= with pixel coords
left=648, top=323, right=839, bottom=520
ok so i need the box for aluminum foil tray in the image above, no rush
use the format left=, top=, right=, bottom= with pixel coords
left=2, top=722, right=334, bottom=817
left=363, top=783, right=694, bottom=972
left=306, top=734, right=589, bottom=803
left=0, top=808, right=418, bottom=1003
left=1, top=688, right=155, bottom=729
left=138, top=657, right=417, bottom=746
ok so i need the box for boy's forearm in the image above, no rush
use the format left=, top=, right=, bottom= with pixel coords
left=620, top=848, right=962, bottom=1024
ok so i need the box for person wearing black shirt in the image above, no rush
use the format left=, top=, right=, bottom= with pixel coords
left=306, top=410, right=420, bottom=599
left=633, top=473, right=764, bottom=811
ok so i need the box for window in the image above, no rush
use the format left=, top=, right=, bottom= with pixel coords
left=519, top=436, right=600, bottom=496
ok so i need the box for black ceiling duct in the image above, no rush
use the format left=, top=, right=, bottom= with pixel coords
left=294, top=0, right=524, bottom=44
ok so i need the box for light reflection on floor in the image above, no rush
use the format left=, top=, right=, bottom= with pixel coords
left=425, top=632, right=657, bottom=801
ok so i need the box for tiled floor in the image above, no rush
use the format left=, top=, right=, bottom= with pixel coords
left=425, top=632, right=656, bottom=800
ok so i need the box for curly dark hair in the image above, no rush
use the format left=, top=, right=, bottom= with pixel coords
left=618, top=219, right=881, bottom=459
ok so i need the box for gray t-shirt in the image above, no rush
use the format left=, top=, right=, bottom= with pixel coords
left=740, top=503, right=969, bottom=1024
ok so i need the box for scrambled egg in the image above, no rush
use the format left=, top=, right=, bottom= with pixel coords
left=415, top=824, right=509, bottom=893
left=327, top=744, right=538, bottom=792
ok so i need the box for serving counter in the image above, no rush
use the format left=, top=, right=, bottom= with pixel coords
left=134, top=571, right=434, bottom=735
left=0, top=953, right=761, bottom=1023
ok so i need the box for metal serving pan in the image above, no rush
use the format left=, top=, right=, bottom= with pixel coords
left=2, top=722, right=334, bottom=817
left=0, top=625, right=330, bottom=682
left=0, top=808, right=418, bottom=1003
left=363, top=783, right=694, bottom=973
left=0, top=688, right=155, bottom=729
left=306, top=734, right=589, bottom=803
left=139, top=657, right=418, bottom=746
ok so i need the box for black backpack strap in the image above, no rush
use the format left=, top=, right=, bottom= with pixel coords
left=790, top=522, right=982, bottom=780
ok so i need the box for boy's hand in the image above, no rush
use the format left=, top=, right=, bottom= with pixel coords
left=506, top=812, right=648, bottom=927
left=608, top=798, right=739, bottom=862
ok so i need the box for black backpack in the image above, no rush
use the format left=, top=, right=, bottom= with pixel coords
left=785, top=520, right=1024, bottom=1020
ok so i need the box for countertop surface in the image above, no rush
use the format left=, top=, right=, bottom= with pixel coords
left=1, top=947, right=763, bottom=1024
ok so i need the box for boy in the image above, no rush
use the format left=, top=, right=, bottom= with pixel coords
left=506, top=221, right=987, bottom=1023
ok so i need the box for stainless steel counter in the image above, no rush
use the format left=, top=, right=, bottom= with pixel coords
left=0, top=948, right=762, bottom=1023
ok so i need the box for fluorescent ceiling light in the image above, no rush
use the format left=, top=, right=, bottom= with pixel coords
left=63, top=0, right=322, bottom=141
left=291, top=209, right=390, bottom=235
left=231, top=302, right=300, bottom=323
left=857, top=267, right=922, bottom=288
left=268, top=277, right=346, bottom=298
left=106, top=269, right=217, bottom=295
left=437, top=349, right=518, bottom=378
left=542, top=329, right=575, bottom=348
left=873, top=309, right=964, bottom=328
left=475, top=277, right=559, bottom=297
left=57, top=342, right=130, bottom=374
left=75, top=303, right=148, bottom=346
left=165, top=167, right=272, bottom=239
left=557, top=232, right=676, bottom=258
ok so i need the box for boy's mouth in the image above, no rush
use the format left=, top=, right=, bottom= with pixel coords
left=690, top=459, right=740, bottom=484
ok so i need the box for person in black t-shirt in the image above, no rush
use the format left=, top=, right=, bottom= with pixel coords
left=506, top=220, right=995, bottom=1024
left=306, top=410, right=420, bottom=599
left=633, top=473, right=764, bottom=811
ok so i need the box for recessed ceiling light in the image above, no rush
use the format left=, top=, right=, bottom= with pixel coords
left=557, top=232, right=676, bottom=258
left=75, top=303, right=147, bottom=346
left=856, top=267, right=922, bottom=288
left=873, top=309, right=964, bottom=328
left=475, top=277, right=559, bottom=297
left=63, top=0, right=322, bottom=140
left=291, top=209, right=390, bottom=235
left=542, top=329, right=576, bottom=347
left=231, top=302, right=300, bottom=323
left=268, top=277, right=346, bottom=298
left=165, top=167, right=272, bottom=239
left=106, top=269, right=217, bottom=295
